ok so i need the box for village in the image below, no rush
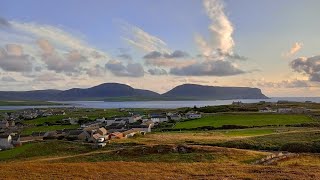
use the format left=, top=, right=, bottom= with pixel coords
left=0, top=100, right=316, bottom=151
left=0, top=107, right=203, bottom=150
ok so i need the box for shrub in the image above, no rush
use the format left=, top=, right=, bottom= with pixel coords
left=280, top=142, right=313, bottom=153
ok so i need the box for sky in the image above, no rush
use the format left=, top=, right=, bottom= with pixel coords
left=1, top=0, right=320, bottom=97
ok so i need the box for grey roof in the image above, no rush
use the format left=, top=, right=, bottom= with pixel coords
left=68, top=130, right=84, bottom=136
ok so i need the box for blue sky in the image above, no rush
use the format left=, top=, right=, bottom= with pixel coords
left=1, top=0, right=320, bottom=96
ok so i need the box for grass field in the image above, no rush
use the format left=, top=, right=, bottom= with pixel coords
left=24, top=109, right=130, bottom=125
left=21, top=124, right=79, bottom=135
left=214, top=130, right=320, bottom=152
left=0, top=141, right=92, bottom=161
left=174, top=114, right=315, bottom=129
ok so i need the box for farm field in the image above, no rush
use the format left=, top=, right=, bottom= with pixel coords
left=174, top=114, right=315, bottom=129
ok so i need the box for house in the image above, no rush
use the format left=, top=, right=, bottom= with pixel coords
left=232, top=101, right=244, bottom=106
left=0, top=134, right=13, bottom=150
left=108, top=132, right=123, bottom=139
left=277, top=108, right=292, bottom=113
left=0, top=121, right=9, bottom=129
left=169, top=114, right=182, bottom=121
left=7, top=120, right=15, bottom=127
left=67, top=130, right=90, bottom=141
left=62, top=118, right=78, bottom=125
left=89, top=133, right=103, bottom=143
left=31, top=132, right=46, bottom=137
left=292, top=107, right=307, bottom=114
left=96, top=127, right=107, bottom=136
left=122, top=129, right=139, bottom=138
left=150, top=115, right=168, bottom=123
left=81, top=121, right=102, bottom=129
left=129, top=124, right=152, bottom=133
left=43, top=131, right=58, bottom=139
left=186, top=112, right=202, bottom=119
left=259, top=107, right=274, bottom=113
left=11, top=135, right=21, bottom=147
left=52, top=110, right=66, bottom=116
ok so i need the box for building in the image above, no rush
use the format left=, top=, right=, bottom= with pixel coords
left=0, top=121, right=9, bottom=129
left=259, top=107, right=274, bottom=113
left=169, top=114, right=182, bottom=121
left=186, top=112, right=202, bottom=119
left=0, top=134, right=13, bottom=150
left=277, top=108, right=292, bottom=113
left=108, top=132, right=123, bottom=139
left=150, top=115, right=168, bottom=123
left=96, top=127, right=107, bottom=136
left=81, top=121, right=102, bottom=129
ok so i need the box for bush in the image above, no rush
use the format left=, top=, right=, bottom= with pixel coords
left=280, top=142, right=313, bottom=153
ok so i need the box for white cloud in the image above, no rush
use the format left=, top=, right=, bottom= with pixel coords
left=119, top=20, right=170, bottom=53
left=283, top=42, right=303, bottom=57
left=194, top=0, right=235, bottom=58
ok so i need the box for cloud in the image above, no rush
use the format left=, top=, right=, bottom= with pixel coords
left=0, top=44, right=33, bottom=72
left=33, top=73, right=64, bottom=81
left=284, top=42, right=303, bottom=57
left=194, top=0, right=234, bottom=57
left=251, top=79, right=313, bottom=88
left=143, top=50, right=194, bottom=67
left=1, top=76, right=17, bottom=82
left=290, top=56, right=320, bottom=82
left=0, top=17, right=10, bottom=28
left=148, top=68, right=168, bottom=75
left=170, top=60, right=245, bottom=76
left=37, top=39, right=87, bottom=73
left=143, top=50, right=189, bottom=59
left=118, top=20, right=170, bottom=53
left=117, top=53, right=132, bottom=60
left=105, top=60, right=144, bottom=77
left=86, top=64, right=106, bottom=77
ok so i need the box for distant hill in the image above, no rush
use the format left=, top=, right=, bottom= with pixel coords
left=162, top=84, right=268, bottom=100
left=0, top=83, right=268, bottom=101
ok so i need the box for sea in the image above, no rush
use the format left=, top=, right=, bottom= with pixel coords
left=0, top=97, right=319, bottom=110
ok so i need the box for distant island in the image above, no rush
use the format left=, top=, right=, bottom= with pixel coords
left=0, top=83, right=268, bottom=101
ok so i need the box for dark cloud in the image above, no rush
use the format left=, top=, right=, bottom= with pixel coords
left=105, top=60, right=144, bottom=77
left=148, top=68, right=167, bottom=75
left=170, top=60, right=246, bottom=76
left=143, top=50, right=189, bottom=59
left=0, top=17, right=10, bottom=28
left=290, top=56, right=320, bottom=82
left=86, top=64, right=106, bottom=77
left=117, top=53, right=132, bottom=60
left=0, top=44, right=33, bottom=72
left=37, top=39, right=87, bottom=74
left=1, top=76, right=16, bottom=82
left=216, top=49, right=247, bottom=61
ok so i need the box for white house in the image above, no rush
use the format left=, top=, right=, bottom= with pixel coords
left=186, top=112, right=202, bottom=119
left=150, top=115, right=168, bottom=123
left=277, top=108, right=292, bottom=113
left=0, top=134, right=13, bottom=150
left=259, top=107, right=275, bottom=113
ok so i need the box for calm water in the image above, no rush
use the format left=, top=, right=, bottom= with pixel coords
left=0, top=97, right=319, bottom=110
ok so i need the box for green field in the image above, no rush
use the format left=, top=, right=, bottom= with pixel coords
left=21, top=125, right=79, bottom=135
left=175, top=114, right=315, bottom=129
left=214, top=130, right=320, bottom=152
left=0, top=141, right=91, bottom=161
left=24, top=109, right=130, bottom=125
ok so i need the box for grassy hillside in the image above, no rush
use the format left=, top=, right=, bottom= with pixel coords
left=0, top=101, right=62, bottom=106
left=174, top=114, right=314, bottom=129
